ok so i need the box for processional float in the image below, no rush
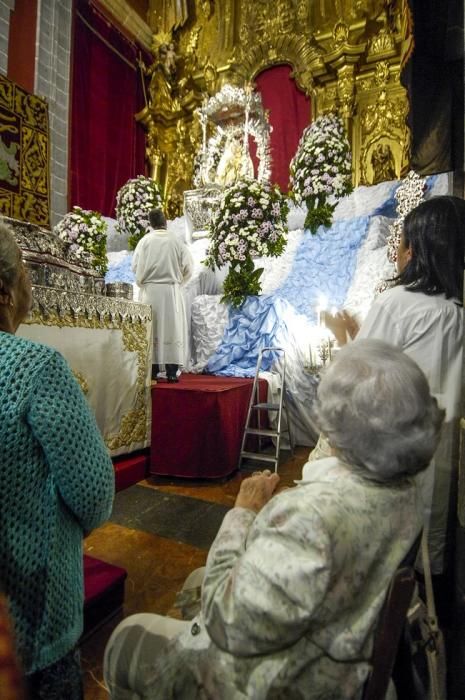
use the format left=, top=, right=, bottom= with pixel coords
left=183, top=84, right=272, bottom=241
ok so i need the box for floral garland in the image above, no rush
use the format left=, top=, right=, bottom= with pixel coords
left=193, top=129, right=224, bottom=188
left=115, top=176, right=163, bottom=250
left=54, top=206, right=108, bottom=275
left=203, top=84, right=263, bottom=119
left=376, top=170, right=427, bottom=294
left=205, top=178, right=288, bottom=307
left=290, top=113, right=353, bottom=233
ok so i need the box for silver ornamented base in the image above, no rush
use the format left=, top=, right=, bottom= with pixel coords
left=183, top=186, right=222, bottom=241
left=105, top=282, right=134, bottom=301
left=5, top=216, right=105, bottom=295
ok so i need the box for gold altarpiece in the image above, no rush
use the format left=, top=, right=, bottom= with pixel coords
left=135, top=0, right=411, bottom=216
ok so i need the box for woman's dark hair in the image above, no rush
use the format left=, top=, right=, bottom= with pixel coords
left=149, top=209, right=167, bottom=229
left=396, top=195, right=464, bottom=300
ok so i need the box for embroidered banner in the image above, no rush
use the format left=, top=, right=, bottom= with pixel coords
left=0, top=74, right=50, bottom=226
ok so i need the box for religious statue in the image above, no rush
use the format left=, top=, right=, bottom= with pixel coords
left=371, top=142, right=396, bottom=184
left=138, top=41, right=181, bottom=115
left=177, top=27, right=201, bottom=93
left=200, top=0, right=214, bottom=19
left=215, top=136, right=254, bottom=187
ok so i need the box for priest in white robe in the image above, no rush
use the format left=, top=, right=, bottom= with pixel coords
left=132, top=209, right=193, bottom=382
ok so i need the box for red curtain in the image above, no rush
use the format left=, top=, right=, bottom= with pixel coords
left=254, top=65, right=311, bottom=192
left=70, top=0, right=147, bottom=216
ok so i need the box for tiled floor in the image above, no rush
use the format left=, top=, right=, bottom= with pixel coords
left=81, top=446, right=310, bottom=699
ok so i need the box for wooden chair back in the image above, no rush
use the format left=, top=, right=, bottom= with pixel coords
left=362, top=566, right=416, bottom=700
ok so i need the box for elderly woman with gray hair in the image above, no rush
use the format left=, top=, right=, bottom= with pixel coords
left=0, top=222, right=114, bottom=699
left=105, top=339, right=443, bottom=700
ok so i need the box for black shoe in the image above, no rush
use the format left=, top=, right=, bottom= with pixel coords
left=167, top=376, right=178, bottom=383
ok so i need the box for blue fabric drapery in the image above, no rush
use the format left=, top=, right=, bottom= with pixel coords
left=206, top=215, right=371, bottom=376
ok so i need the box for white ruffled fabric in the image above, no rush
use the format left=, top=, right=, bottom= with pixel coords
left=190, top=295, right=229, bottom=371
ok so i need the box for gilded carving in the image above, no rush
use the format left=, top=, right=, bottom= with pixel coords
left=135, top=0, right=411, bottom=201
left=106, top=320, right=150, bottom=451
left=371, top=143, right=397, bottom=183
left=148, top=0, right=189, bottom=34
left=203, top=62, right=219, bottom=95
left=361, top=89, right=405, bottom=135
left=359, top=88, right=409, bottom=184
left=73, top=371, right=89, bottom=395
left=374, top=60, right=391, bottom=86
left=337, top=65, right=355, bottom=119
left=199, top=0, right=214, bottom=20
left=367, top=27, right=395, bottom=58
left=315, top=84, right=338, bottom=115
left=25, top=288, right=151, bottom=453
left=333, top=20, right=350, bottom=46
left=0, top=75, right=50, bottom=226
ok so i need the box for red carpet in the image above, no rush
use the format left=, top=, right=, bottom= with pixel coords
left=113, top=451, right=149, bottom=492
left=150, top=374, right=267, bottom=479
left=83, top=555, right=127, bottom=638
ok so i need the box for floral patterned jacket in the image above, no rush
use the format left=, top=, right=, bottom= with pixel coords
left=149, top=457, right=423, bottom=699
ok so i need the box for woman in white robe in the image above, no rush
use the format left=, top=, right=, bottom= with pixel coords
left=132, top=209, right=193, bottom=381
left=324, top=195, right=464, bottom=576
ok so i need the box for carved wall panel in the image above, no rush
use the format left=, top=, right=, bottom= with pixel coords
left=128, top=0, right=412, bottom=212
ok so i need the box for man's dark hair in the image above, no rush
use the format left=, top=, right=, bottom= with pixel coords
left=396, top=195, right=464, bottom=302
left=149, top=209, right=167, bottom=229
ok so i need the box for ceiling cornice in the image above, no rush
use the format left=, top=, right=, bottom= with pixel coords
left=97, top=0, right=152, bottom=49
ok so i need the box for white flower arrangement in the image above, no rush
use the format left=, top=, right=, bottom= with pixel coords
left=290, top=113, right=353, bottom=232
left=376, top=170, right=427, bottom=294
left=54, top=206, right=108, bottom=275
left=115, top=175, right=163, bottom=250
left=205, top=178, right=288, bottom=307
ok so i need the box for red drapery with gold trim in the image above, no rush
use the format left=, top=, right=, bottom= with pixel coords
left=254, top=65, right=311, bottom=192
left=70, top=0, right=146, bottom=216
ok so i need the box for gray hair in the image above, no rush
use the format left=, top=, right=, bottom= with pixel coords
left=314, top=339, right=444, bottom=482
left=0, top=222, right=21, bottom=292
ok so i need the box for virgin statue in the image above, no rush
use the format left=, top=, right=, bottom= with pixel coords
left=215, top=137, right=254, bottom=187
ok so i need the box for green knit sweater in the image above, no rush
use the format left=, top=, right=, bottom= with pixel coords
left=0, top=332, right=114, bottom=674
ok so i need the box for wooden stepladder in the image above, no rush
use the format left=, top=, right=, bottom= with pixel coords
left=238, top=347, right=293, bottom=474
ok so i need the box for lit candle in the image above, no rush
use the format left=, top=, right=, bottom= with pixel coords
left=317, top=294, right=328, bottom=327
left=309, top=344, right=318, bottom=368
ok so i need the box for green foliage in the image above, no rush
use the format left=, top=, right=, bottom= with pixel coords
left=304, top=198, right=337, bottom=234
left=221, top=258, right=264, bottom=308
left=205, top=178, right=288, bottom=307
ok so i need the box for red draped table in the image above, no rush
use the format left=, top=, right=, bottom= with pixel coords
left=150, top=374, right=267, bottom=479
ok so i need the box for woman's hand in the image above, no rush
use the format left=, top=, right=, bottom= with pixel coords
left=323, top=310, right=360, bottom=345
left=235, top=470, right=280, bottom=513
